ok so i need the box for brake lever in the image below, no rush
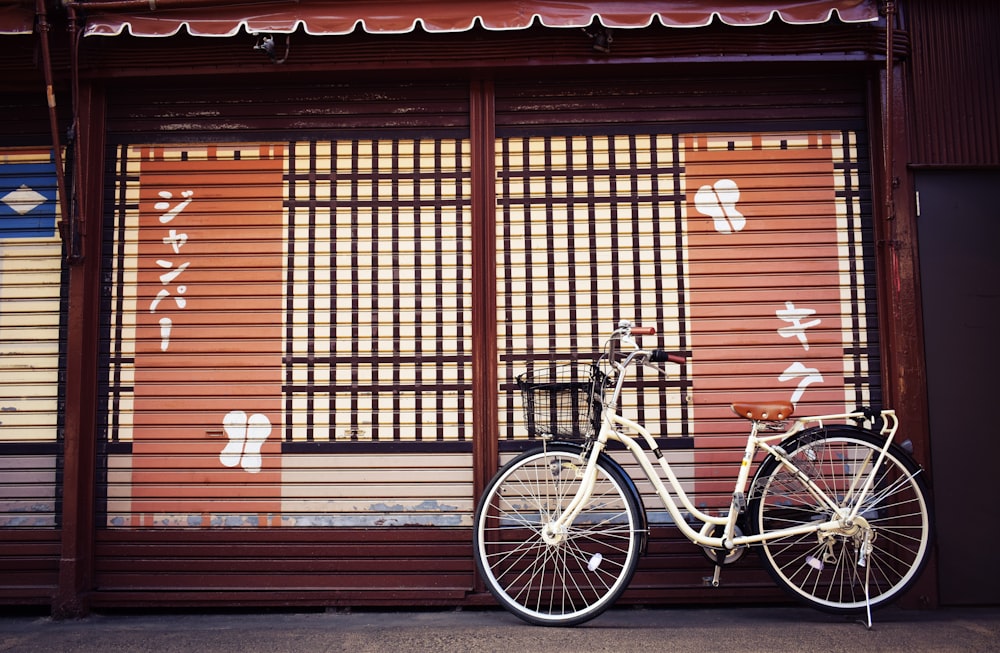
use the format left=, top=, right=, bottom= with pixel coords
left=642, top=359, right=671, bottom=376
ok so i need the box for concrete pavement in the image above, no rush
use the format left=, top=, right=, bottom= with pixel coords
left=2, top=605, right=999, bottom=653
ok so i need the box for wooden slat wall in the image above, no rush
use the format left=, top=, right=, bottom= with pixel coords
left=495, top=75, right=871, bottom=131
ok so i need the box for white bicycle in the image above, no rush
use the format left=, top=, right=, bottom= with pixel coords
left=474, top=321, right=932, bottom=627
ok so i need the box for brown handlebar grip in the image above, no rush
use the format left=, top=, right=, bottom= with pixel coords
left=651, top=350, right=686, bottom=364
left=630, top=326, right=656, bottom=335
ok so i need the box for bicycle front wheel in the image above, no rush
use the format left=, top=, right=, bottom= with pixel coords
left=473, top=442, right=643, bottom=626
left=748, top=426, right=932, bottom=614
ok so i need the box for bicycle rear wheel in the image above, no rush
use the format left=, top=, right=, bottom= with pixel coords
left=748, top=426, right=932, bottom=614
left=473, top=442, right=643, bottom=626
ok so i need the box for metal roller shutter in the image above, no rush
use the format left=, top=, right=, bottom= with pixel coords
left=93, top=74, right=880, bottom=604
left=495, top=132, right=876, bottom=463
left=0, top=146, right=65, bottom=600
left=494, top=76, right=879, bottom=596
left=100, top=137, right=474, bottom=529
left=94, top=82, right=477, bottom=600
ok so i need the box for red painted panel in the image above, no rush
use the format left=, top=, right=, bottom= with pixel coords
left=684, top=133, right=850, bottom=500
left=130, top=145, right=286, bottom=523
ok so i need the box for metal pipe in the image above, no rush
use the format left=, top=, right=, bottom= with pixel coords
left=67, top=1, right=84, bottom=263
left=36, top=0, right=76, bottom=263
left=884, top=0, right=898, bottom=292
left=884, top=0, right=896, bottom=222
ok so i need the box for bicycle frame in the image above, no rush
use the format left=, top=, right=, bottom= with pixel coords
left=546, top=333, right=901, bottom=556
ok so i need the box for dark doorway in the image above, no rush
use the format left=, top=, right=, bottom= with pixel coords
left=916, top=169, right=1000, bottom=604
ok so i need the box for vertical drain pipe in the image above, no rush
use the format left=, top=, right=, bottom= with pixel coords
left=883, top=0, right=898, bottom=290
left=36, top=0, right=77, bottom=263
left=67, top=1, right=84, bottom=264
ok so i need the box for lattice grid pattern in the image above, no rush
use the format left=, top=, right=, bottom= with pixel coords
left=284, top=139, right=474, bottom=445
left=496, top=134, right=691, bottom=443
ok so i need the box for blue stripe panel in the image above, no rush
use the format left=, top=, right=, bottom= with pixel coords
left=0, top=160, right=58, bottom=239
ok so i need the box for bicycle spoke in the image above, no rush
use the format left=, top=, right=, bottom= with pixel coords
left=474, top=444, right=642, bottom=626
left=751, top=429, right=931, bottom=614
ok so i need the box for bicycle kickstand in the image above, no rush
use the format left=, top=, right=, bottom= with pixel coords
left=858, top=529, right=875, bottom=630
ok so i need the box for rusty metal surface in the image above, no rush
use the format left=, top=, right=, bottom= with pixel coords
left=907, top=0, right=1000, bottom=167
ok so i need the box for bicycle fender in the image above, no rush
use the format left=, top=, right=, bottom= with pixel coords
left=748, top=423, right=918, bottom=496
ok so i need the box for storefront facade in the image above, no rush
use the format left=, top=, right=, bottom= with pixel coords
left=5, top=0, right=984, bottom=614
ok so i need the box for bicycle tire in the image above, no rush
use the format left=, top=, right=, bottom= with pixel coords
left=747, top=425, right=932, bottom=614
left=473, top=442, right=643, bottom=626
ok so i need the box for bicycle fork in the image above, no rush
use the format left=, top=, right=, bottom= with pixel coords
left=539, top=439, right=604, bottom=546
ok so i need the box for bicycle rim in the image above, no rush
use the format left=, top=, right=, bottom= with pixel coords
left=750, top=428, right=932, bottom=613
left=473, top=444, right=642, bottom=626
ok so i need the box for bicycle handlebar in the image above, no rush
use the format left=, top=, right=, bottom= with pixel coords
left=651, top=349, right=686, bottom=365
left=611, top=322, right=686, bottom=366
left=601, top=323, right=686, bottom=415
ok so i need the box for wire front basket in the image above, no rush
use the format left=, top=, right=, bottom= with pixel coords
left=516, top=362, right=605, bottom=440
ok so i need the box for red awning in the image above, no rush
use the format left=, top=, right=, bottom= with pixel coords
left=0, top=3, right=34, bottom=34
left=81, top=0, right=880, bottom=38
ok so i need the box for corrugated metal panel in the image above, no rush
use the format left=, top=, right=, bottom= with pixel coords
left=0, top=147, right=64, bottom=528
left=494, top=128, right=879, bottom=490
left=93, top=74, right=881, bottom=605
left=0, top=147, right=64, bottom=603
left=0, top=530, right=60, bottom=604
left=907, top=0, right=1000, bottom=166
left=96, top=82, right=478, bottom=602
left=100, top=138, right=474, bottom=530
left=91, top=528, right=473, bottom=604
left=105, top=82, right=470, bottom=139
left=98, top=81, right=476, bottom=547
left=496, top=132, right=690, bottom=446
